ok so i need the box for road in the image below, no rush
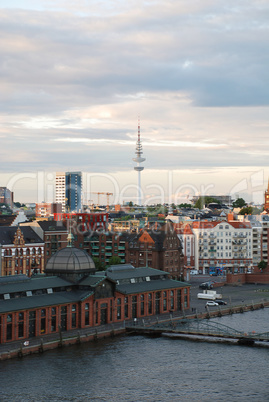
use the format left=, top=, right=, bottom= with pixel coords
left=188, top=275, right=269, bottom=314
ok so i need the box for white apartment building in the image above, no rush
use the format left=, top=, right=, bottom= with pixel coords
left=192, top=220, right=252, bottom=274
left=55, top=172, right=66, bottom=212
left=175, top=223, right=195, bottom=269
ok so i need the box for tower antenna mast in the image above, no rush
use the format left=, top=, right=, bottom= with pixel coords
left=133, top=117, right=146, bottom=206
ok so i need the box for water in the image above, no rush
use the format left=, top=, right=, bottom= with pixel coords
left=1, top=309, right=269, bottom=402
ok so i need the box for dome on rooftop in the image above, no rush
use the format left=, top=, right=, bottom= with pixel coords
left=45, top=247, right=95, bottom=274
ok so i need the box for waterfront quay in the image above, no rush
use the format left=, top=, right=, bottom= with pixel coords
left=1, top=281, right=269, bottom=361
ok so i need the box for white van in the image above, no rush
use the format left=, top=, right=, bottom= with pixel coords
left=190, top=269, right=198, bottom=275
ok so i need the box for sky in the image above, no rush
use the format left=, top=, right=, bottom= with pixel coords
left=0, top=0, right=269, bottom=205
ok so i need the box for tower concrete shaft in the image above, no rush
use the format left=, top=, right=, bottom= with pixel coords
left=133, top=119, right=145, bottom=205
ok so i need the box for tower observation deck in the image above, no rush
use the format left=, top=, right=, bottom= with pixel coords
left=133, top=119, right=146, bottom=205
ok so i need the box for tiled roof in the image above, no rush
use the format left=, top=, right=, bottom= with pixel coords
left=116, top=279, right=190, bottom=295
left=37, top=221, right=67, bottom=232
left=0, top=226, right=43, bottom=245
left=79, top=275, right=106, bottom=287
left=0, top=290, right=93, bottom=314
left=106, top=266, right=168, bottom=281
left=0, top=276, right=72, bottom=295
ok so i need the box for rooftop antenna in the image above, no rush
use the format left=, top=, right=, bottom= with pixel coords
left=66, top=207, right=74, bottom=247
left=133, top=117, right=146, bottom=206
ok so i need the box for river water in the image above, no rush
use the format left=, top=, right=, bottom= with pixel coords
left=1, top=309, right=269, bottom=402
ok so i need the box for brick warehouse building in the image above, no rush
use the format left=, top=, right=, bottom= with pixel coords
left=125, top=221, right=184, bottom=280
left=0, top=246, right=190, bottom=345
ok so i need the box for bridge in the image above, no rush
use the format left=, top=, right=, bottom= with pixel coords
left=126, top=318, right=269, bottom=346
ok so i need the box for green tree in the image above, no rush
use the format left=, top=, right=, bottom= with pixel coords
left=92, top=257, right=106, bottom=271
left=178, top=203, right=192, bottom=208
left=239, top=206, right=253, bottom=215
left=108, top=256, right=122, bottom=266
left=258, top=260, right=267, bottom=271
left=232, top=198, right=246, bottom=208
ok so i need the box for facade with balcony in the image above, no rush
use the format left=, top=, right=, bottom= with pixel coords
left=85, top=232, right=127, bottom=266
left=192, top=220, right=252, bottom=274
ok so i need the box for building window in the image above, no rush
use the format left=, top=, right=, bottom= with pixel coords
left=6, top=314, right=13, bottom=341
left=17, top=312, right=24, bottom=338
left=163, top=291, right=168, bottom=311
left=132, top=296, right=137, bottom=318
left=177, top=290, right=182, bottom=311
left=117, top=298, right=122, bottom=320
left=72, top=305, right=77, bottom=328
left=85, top=303, right=90, bottom=326
left=51, top=307, right=57, bottom=332
left=41, top=309, right=46, bottom=333
left=124, top=297, right=129, bottom=319
left=140, top=294, right=145, bottom=315
left=170, top=290, right=174, bottom=310
left=148, top=293, right=152, bottom=314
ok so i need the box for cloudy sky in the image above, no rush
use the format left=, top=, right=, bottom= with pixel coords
left=0, top=0, right=269, bottom=204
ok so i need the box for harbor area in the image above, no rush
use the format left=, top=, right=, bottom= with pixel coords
left=1, top=282, right=269, bottom=360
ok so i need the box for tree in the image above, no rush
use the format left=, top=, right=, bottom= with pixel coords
left=258, top=260, right=267, bottom=271
left=92, top=257, right=106, bottom=271
left=232, top=198, right=246, bottom=208
left=239, top=206, right=253, bottom=215
left=178, top=203, right=192, bottom=208
left=108, top=256, right=122, bottom=266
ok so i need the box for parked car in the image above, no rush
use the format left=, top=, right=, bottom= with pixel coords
left=215, top=300, right=227, bottom=305
left=199, top=282, right=213, bottom=289
left=190, top=270, right=198, bottom=275
left=206, top=301, right=219, bottom=307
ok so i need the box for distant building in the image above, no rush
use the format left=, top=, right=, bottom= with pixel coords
left=35, top=202, right=62, bottom=218
left=0, top=187, right=13, bottom=208
left=174, top=223, right=195, bottom=270
left=65, top=172, right=82, bottom=212
left=54, top=212, right=108, bottom=233
left=264, top=180, right=269, bottom=213
left=109, top=219, right=140, bottom=233
left=55, top=172, right=66, bottom=212
left=191, top=195, right=232, bottom=206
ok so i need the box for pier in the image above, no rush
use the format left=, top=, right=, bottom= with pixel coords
left=126, top=316, right=269, bottom=346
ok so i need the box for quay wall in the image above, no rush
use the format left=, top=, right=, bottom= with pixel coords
left=226, top=273, right=269, bottom=285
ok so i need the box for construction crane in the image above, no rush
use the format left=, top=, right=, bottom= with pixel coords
left=91, top=192, right=113, bottom=210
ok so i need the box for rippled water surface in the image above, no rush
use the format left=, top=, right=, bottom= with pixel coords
left=1, top=309, right=269, bottom=402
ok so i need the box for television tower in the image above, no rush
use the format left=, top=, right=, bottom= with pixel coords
left=133, top=118, right=145, bottom=205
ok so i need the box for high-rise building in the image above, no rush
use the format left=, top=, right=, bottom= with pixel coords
left=55, top=172, right=66, bottom=212
left=65, top=172, right=82, bottom=212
